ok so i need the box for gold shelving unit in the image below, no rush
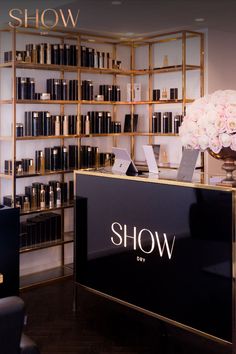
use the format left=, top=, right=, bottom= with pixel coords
left=0, top=27, right=204, bottom=288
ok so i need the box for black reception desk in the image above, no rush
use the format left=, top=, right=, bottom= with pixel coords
left=74, top=170, right=235, bottom=350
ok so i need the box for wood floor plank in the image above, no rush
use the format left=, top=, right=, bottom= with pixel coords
left=21, top=279, right=231, bottom=354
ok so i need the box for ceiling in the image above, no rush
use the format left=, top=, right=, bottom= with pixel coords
left=0, top=0, right=236, bottom=37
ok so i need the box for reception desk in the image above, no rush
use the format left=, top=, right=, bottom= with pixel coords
left=74, top=170, right=235, bottom=350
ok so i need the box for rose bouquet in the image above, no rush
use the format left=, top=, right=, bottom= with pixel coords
left=179, top=90, right=236, bottom=154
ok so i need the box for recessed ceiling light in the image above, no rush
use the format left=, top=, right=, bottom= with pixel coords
left=194, top=18, right=205, bottom=22
left=111, top=1, right=122, bottom=5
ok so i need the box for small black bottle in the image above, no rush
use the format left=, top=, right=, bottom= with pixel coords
left=53, top=44, right=59, bottom=65
left=62, top=79, right=68, bottom=100
left=54, top=79, right=61, bottom=100
left=62, top=146, right=68, bottom=170
left=29, top=78, right=35, bottom=100
left=52, top=148, right=58, bottom=171
left=32, top=112, right=39, bottom=136
left=64, top=44, right=70, bottom=65
left=59, top=44, right=64, bottom=65
left=20, top=77, right=27, bottom=100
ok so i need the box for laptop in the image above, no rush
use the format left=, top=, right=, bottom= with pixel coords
left=112, top=147, right=139, bottom=175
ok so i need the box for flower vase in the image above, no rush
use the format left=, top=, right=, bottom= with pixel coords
left=208, top=147, right=236, bottom=186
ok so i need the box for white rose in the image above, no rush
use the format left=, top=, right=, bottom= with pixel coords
left=230, top=135, right=236, bottom=151
left=206, top=124, right=217, bottom=138
left=219, top=133, right=232, bottom=147
left=186, top=120, right=198, bottom=134
left=206, top=109, right=217, bottom=124
left=209, top=137, right=222, bottom=154
left=198, top=135, right=209, bottom=150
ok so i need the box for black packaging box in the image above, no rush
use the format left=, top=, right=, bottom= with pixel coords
left=4, top=160, right=22, bottom=174
left=19, top=232, right=28, bottom=248
left=25, top=186, right=33, bottom=206
left=24, top=111, right=32, bottom=136
left=69, top=180, right=74, bottom=201
left=3, top=195, right=13, bottom=207
left=124, top=114, right=139, bottom=132
left=69, top=145, right=79, bottom=169
left=68, top=115, right=77, bottom=135
left=45, top=147, right=53, bottom=171
left=21, top=221, right=37, bottom=246
left=60, top=182, right=68, bottom=203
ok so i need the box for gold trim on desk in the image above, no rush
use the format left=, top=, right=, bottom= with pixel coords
left=77, top=284, right=231, bottom=348
left=232, top=193, right=236, bottom=353
left=75, top=170, right=235, bottom=192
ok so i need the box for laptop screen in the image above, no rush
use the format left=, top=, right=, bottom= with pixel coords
left=112, top=147, right=138, bottom=175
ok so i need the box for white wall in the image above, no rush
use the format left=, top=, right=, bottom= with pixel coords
left=205, top=29, right=236, bottom=175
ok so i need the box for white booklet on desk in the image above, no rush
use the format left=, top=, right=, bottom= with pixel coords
left=143, top=144, right=160, bottom=175
left=177, top=149, right=199, bottom=182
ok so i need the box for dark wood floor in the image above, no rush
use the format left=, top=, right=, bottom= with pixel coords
left=21, top=278, right=231, bottom=354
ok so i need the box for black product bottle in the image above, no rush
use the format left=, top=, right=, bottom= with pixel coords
left=163, top=112, right=172, bottom=133
left=174, top=115, right=182, bottom=134
left=64, top=44, right=70, bottom=65
left=88, top=48, right=93, bottom=67
left=152, top=114, right=157, bottom=133
left=54, top=79, right=61, bottom=100
left=89, top=81, right=93, bottom=100
left=90, top=112, right=96, bottom=133
left=62, top=146, right=68, bottom=170
left=62, top=79, right=68, bottom=100
left=59, top=44, right=64, bottom=65
left=29, top=78, right=35, bottom=99
left=170, top=88, right=178, bottom=100
left=97, top=112, right=103, bottom=134
left=152, top=112, right=161, bottom=133
left=52, top=148, right=58, bottom=171
left=116, top=86, right=121, bottom=101
left=32, top=112, right=39, bottom=136
left=163, top=113, right=168, bottom=133
left=53, top=44, right=59, bottom=65
left=75, top=80, right=79, bottom=100
left=81, top=46, right=86, bottom=67
left=112, top=85, right=116, bottom=101
left=108, top=86, right=112, bottom=101
left=16, top=77, right=22, bottom=99
left=35, top=150, right=42, bottom=172
left=80, top=115, right=86, bottom=134
left=45, top=112, right=52, bottom=136
left=56, top=182, right=62, bottom=207
left=106, top=112, right=112, bottom=133
left=81, top=81, right=86, bottom=100
left=20, top=77, right=27, bottom=100
left=69, top=80, right=73, bottom=100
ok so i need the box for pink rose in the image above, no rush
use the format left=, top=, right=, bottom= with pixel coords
left=214, top=116, right=226, bottom=133
left=226, top=117, right=236, bottom=133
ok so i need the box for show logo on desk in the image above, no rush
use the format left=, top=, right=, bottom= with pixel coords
left=110, top=222, right=176, bottom=263
left=8, top=8, right=80, bottom=29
